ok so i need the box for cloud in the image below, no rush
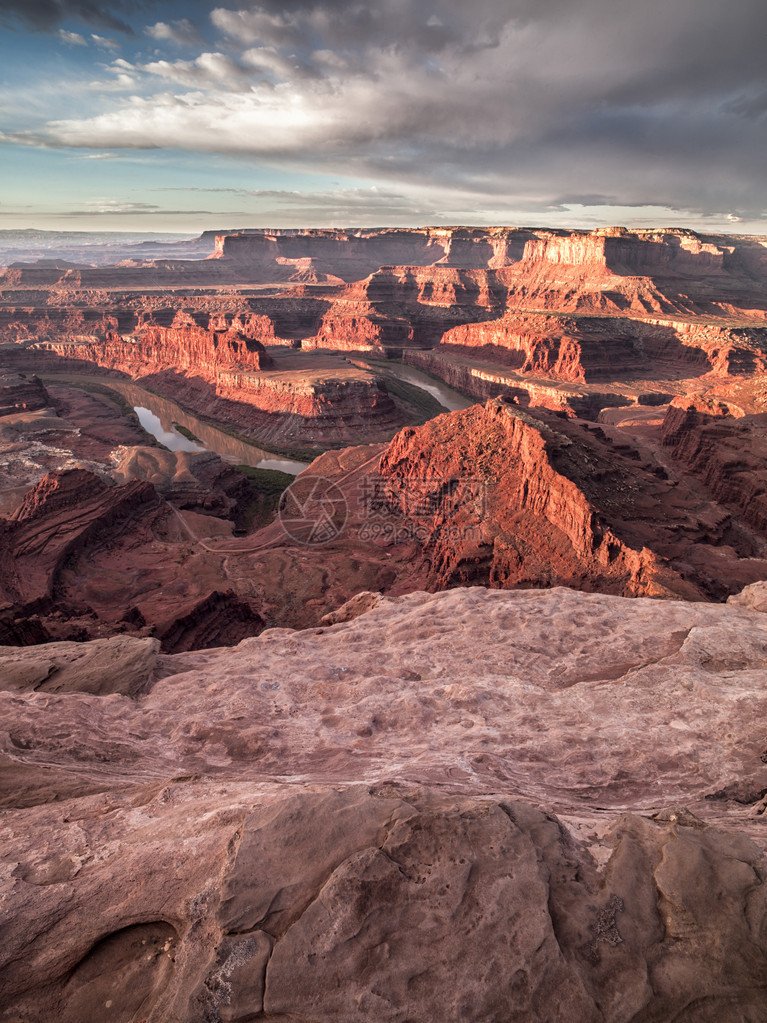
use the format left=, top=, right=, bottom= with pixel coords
left=140, top=53, right=255, bottom=91
left=0, top=0, right=137, bottom=35
left=87, top=72, right=137, bottom=91
left=61, top=199, right=248, bottom=217
left=58, top=28, right=86, bottom=45
left=90, top=33, right=119, bottom=50
left=158, top=185, right=435, bottom=219
left=4, top=0, right=767, bottom=224
left=82, top=199, right=162, bottom=213
left=145, top=18, right=202, bottom=47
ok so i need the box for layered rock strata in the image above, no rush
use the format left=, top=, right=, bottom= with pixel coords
left=438, top=312, right=767, bottom=382
left=35, top=314, right=274, bottom=380
left=0, top=468, right=265, bottom=649
left=16, top=329, right=409, bottom=448
left=661, top=398, right=767, bottom=534
left=378, top=398, right=767, bottom=597
left=304, top=265, right=506, bottom=350
left=4, top=388, right=767, bottom=644
left=3, top=228, right=766, bottom=366
left=0, top=372, right=49, bottom=416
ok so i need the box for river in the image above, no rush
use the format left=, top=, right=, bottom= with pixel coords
left=41, top=363, right=471, bottom=474
left=45, top=374, right=309, bottom=474
left=364, top=360, right=474, bottom=413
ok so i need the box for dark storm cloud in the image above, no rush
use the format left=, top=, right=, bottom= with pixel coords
left=5, top=0, right=767, bottom=221
left=0, top=0, right=159, bottom=34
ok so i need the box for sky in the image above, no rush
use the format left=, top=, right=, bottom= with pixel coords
left=0, top=0, right=766, bottom=234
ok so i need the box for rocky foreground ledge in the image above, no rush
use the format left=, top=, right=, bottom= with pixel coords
left=3, top=585, right=767, bottom=1021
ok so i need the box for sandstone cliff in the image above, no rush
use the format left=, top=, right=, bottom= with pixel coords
left=662, top=398, right=767, bottom=535
left=3, top=228, right=766, bottom=382
left=377, top=398, right=767, bottom=598
left=305, top=264, right=505, bottom=351
left=438, top=312, right=767, bottom=382
left=38, top=311, right=274, bottom=382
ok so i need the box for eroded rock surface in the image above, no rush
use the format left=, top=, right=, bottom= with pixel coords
left=3, top=587, right=767, bottom=1021
left=378, top=398, right=767, bottom=599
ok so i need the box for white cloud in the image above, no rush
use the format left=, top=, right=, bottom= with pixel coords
left=58, top=29, right=87, bottom=46
left=140, top=52, right=254, bottom=91
left=87, top=72, right=137, bottom=92
left=7, top=0, right=767, bottom=224
left=91, top=34, right=119, bottom=50
left=145, top=19, right=202, bottom=47
left=81, top=199, right=161, bottom=213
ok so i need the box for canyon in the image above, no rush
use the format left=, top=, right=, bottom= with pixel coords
left=2, top=225, right=767, bottom=643
left=2, top=225, right=767, bottom=1020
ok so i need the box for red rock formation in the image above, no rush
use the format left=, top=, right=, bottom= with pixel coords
left=0, top=469, right=161, bottom=609
left=661, top=399, right=767, bottom=535
left=0, top=305, right=126, bottom=341
left=155, top=589, right=264, bottom=653
left=523, top=226, right=728, bottom=275
left=0, top=295, right=325, bottom=350
left=213, top=227, right=452, bottom=281
left=14, top=338, right=411, bottom=449
left=0, top=468, right=267, bottom=650
left=403, top=348, right=632, bottom=418
left=491, top=229, right=767, bottom=319
left=38, top=313, right=273, bottom=380
left=3, top=229, right=766, bottom=382
left=0, top=372, right=49, bottom=416
left=305, top=265, right=505, bottom=351
left=377, top=399, right=767, bottom=598
left=437, top=312, right=767, bottom=382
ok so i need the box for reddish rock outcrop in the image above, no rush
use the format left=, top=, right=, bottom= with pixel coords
left=403, top=348, right=633, bottom=417
left=304, top=264, right=505, bottom=351
left=0, top=468, right=267, bottom=650
left=495, top=228, right=767, bottom=318
left=155, top=589, right=265, bottom=653
left=0, top=372, right=49, bottom=416
left=0, top=468, right=161, bottom=609
left=438, top=312, right=767, bottom=382
left=377, top=399, right=767, bottom=598
left=212, top=227, right=455, bottom=281
left=661, top=399, right=767, bottom=535
left=37, top=312, right=274, bottom=381
left=14, top=344, right=410, bottom=450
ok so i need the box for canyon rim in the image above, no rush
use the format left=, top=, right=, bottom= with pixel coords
left=3, top=0, right=767, bottom=1018
left=2, top=224, right=767, bottom=1022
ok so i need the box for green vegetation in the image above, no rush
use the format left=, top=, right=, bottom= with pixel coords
left=172, top=421, right=202, bottom=443
left=234, top=465, right=295, bottom=489
left=232, top=465, right=295, bottom=532
left=356, top=356, right=471, bottom=418
left=378, top=373, right=445, bottom=422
